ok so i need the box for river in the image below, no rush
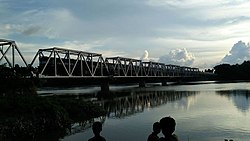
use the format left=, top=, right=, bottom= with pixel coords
left=38, top=81, right=250, bottom=141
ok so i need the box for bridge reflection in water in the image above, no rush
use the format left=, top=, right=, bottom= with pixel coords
left=68, top=90, right=199, bottom=135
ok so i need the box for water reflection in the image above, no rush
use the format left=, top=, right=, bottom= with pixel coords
left=216, top=90, right=250, bottom=113
left=99, top=90, right=198, bottom=118
left=62, top=83, right=250, bottom=141
left=174, top=94, right=197, bottom=110
left=67, top=90, right=198, bottom=136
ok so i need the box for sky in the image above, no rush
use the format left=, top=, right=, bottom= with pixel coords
left=1, top=0, right=250, bottom=69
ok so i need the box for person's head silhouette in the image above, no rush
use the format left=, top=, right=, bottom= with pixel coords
left=88, top=121, right=106, bottom=141
left=153, top=122, right=161, bottom=134
left=160, top=116, right=176, bottom=137
left=92, top=121, right=103, bottom=136
left=147, top=122, right=161, bottom=141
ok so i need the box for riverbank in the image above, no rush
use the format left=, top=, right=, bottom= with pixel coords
left=0, top=95, right=106, bottom=141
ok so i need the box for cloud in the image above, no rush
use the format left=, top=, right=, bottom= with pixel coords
left=0, top=24, right=9, bottom=37
left=21, top=25, right=42, bottom=36
left=147, top=0, right=250, bottom=20
left=1, top=8, right=84, bottom=39
left=4, top=1, right=250, bottom=43
left=3, top=0, right=250, bottom=69
left=138, top=50, right=159, bottom=62
left=45, top=39, right=115, bottom=54
left=141, top=50, right=149, bottom=62
left=159, top=48, right=195, bottom=66
left=220, top=41, right=250, bottom=64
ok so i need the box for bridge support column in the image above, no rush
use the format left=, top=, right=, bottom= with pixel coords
left=161, top=81, right=168, bottom=86
left=101, top=81, right=110, bottom=93
left=139, top=81, right=146, bottom=87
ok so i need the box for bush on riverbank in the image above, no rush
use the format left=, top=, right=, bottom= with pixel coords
left=0, top=64, right=38, bottom=96
left=0, top=64, right=106, bottom=140
left=0, top=95, right=106, bottom=141
left=0, top=78, right=37, bottom=96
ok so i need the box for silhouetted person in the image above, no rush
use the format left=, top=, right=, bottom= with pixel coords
left=158, top=116, right=179, bottom=141
left=88, top=121, right=106, bottom=141
left=147, top=122, right=161, bottom=141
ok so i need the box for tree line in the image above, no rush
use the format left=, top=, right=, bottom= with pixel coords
left=214, top=60, right=250, bottom=80
left=0, top=63, right=38, bottom=96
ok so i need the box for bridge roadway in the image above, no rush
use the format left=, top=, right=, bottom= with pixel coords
left=0, top=39, right=209, bottom=92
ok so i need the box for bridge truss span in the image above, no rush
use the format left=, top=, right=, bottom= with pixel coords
left=30, top=47, right=109, bottom=77
left=29, top=47, right=200, bottom=78
left=0, top=39, right=28, bottom=68
left=105, top=57, right=142, bottom=76
left=0, top=38, right=201, bottom=79
left=0, top=39, right=215, bottom=89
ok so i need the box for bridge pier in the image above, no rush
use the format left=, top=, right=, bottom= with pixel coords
left=161, top=81, right=168, bottom=86
left=139, top=81, right=146, bottom=87
left=101, top=81, right=110, bottom=93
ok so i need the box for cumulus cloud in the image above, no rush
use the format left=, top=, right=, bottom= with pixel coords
left=141, top=50, right=149, bottom=62
left=159, top=48, right=195, bottom=66
left=139, top=50, right=158, bottom=62
left=220, top=41, right=250, bottom=64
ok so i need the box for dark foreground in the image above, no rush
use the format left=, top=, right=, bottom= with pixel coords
left=0, top=95, right=105, bottom=141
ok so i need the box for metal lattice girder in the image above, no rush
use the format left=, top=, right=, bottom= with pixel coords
left=141, top=61, right=166, bottom=76
left=165, top=64, right=181, bottom=76
left=105, top=57, right=142, bottom=76
left=29, top=47, right=201, bottom=78
left=0, top=39, right=28, bottom=68
left=180, top=67, right=199, bottom=76
left=30, top=47, right=109, bottom=77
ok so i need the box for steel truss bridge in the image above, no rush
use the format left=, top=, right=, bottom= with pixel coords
left=1, top=39, right=207, bottom=90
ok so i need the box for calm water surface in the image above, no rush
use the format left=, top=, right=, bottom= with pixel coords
left=39, top=82, right=250, bottom=141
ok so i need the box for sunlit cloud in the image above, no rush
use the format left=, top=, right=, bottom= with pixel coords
left=141, top=50, right=149, bottom=62
left=221, top=41, right=250, bottom=64
left=159, top=48, right=195, bottom=67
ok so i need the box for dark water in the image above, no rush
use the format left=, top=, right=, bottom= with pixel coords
left=39, top=82, right=250, bottom=141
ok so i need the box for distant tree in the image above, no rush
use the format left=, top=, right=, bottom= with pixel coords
left=0, top=63, right=14, bottom=78
left=0, top=64, right=36, bottom=96
left=214, top=61, right=250, bottom=80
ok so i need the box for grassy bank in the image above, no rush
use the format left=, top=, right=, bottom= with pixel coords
left=0, top=95, right=106, bottom=141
